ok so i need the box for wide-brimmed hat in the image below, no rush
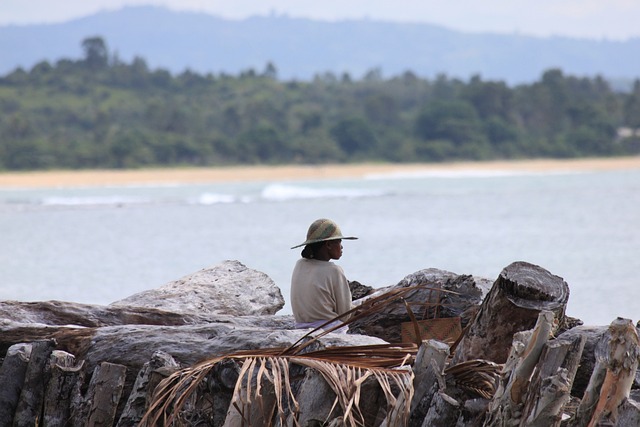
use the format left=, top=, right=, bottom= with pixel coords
left=291, top=218, right=358, bottom=249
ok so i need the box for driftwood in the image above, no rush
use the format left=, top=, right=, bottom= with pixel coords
left=453, top=261, right=570, bottom=365
left=0, top=300, right=213, bottom=328
left=0, top=318, right=384, bottom=374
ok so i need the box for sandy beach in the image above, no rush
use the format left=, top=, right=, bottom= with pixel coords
left=1, top=157, right=639, bottom=188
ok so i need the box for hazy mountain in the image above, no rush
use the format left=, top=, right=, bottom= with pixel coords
left=1, top=5, right=639, bottom=86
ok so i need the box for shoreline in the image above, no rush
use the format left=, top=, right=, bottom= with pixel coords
left=1, top=156, right=639, bottom=188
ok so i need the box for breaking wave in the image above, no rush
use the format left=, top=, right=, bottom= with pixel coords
left=260, top=184, right=387, bottom=201
left=40, top=195, right=152, bottom=206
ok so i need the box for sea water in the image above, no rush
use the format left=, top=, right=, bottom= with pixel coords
left=0, top=167, right=638, bottom=326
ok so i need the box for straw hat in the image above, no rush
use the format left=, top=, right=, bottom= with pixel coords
left=291, top=218, right=358, bottom=249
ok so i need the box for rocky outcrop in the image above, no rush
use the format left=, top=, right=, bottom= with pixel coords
left=110, top=259, right=285, bottom=316
left=348, top=268, right=491, bottom=342
left=2, top=259, right=640, bottom=426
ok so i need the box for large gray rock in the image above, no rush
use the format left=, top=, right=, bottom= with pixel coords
left=110, top=260, right=284, bottom=316
left=349, top=268, right=491, bottom=343
left=80, top=323, right=386, bottom=372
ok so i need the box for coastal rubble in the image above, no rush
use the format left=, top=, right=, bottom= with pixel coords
left=0, top=260, right=639, bottom=426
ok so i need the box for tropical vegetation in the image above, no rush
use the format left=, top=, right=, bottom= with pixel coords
left=1, top=37, right=639, bottom=171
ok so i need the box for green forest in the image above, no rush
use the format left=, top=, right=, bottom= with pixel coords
left=1, top=37, right=639, bottom=171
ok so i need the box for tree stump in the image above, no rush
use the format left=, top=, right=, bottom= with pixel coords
left=615, top=398, right=640, bottom=426
left=43, top=351, right=84, bottom=427
left=421, top=391, right=461, bottom=426
left=0, top=343, right=32, bottom=423
left=520, top=333, right=586, bottom=426
left=409, top=340, right=450, bottom=427
left=72, top=361, right=127, bottom=427
left=116, top=351, right=180, bottom=427
left=12, top=340, right=56, bottom=427
left=571, top=317, right=640, bottom=427
left=453, top=261, right=569, bottom=364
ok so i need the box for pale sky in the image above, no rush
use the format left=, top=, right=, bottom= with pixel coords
left=0, top=0, right=639, bottom=40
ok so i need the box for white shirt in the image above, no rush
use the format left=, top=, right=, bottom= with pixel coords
left=290, top=258, right=352, bottom=324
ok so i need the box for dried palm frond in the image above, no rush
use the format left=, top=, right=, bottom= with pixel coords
left=141, top=284, right=458, bottom=426
left=284, top=285, right=460, bottom=354
left=444, top=359, right=503, bottom=399
left=141, top=349, right=416, bottom=426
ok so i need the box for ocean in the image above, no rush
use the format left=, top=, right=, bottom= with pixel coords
left=1, top=166, right=638, bottom=326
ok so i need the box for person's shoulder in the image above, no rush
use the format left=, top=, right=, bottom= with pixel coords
left=325, top=261, right=346, bottom=274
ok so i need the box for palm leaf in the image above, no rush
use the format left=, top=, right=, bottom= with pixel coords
left=141, top=285, right=463, bottom=426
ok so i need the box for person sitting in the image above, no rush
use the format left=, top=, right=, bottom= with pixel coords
left=290, top=218, right=357, bottom=331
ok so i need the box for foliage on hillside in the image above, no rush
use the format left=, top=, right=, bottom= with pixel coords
left=1, top=37, right=639, bottom=171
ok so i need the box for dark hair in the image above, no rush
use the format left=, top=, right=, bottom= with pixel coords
left=301, top=241, right=325, bottom=259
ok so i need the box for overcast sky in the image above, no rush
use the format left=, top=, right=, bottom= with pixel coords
left=1, top=0, right=638, bottom=40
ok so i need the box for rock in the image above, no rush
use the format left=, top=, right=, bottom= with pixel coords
left=81, top=323, right=387, bottom=372
left=349, top=280, right=374, bottom=300
left=348, top=268, right=490, bottom=343
left=110, top=260, right=285, bottom=316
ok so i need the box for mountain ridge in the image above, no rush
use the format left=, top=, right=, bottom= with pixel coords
left=2, top=5, right=639, bottom=85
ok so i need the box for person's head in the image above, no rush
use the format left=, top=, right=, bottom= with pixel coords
left=291, top=218, right=357, bottom=260
left=301, top=238, right=343, bottom=260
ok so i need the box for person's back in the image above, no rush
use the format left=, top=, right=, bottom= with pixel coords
left=291, top=257, right=351, bottom=324
left=289, top=219, right=357, bottom=329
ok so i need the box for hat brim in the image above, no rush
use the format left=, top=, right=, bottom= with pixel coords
left=290, top=236, right=357, bottom=249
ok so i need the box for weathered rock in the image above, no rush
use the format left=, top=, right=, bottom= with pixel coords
left=110, top=260, right=285, bottom=316
left=453, top=261, right=570, bottom=364
left=349, top=280, right=374, bottom=300
left=349, top=268, right=491, bottom=343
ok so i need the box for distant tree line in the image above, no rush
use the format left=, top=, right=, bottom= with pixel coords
left=0, top=37, right=639, bottom=170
